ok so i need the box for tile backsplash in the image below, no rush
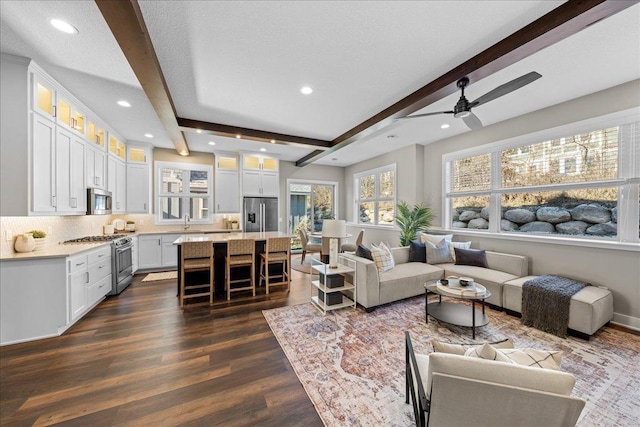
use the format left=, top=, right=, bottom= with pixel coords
left=0, top=213, right=239, bottom=255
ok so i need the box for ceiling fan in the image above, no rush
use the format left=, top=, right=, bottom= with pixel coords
left=397, top=71, right=542, bottom=130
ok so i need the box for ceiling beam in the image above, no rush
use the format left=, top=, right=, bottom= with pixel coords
left=177, top=117, right=332, bottom=150
left=296, top=0, right=637, bottom=166
left=95, top=0, right=189, bottom=155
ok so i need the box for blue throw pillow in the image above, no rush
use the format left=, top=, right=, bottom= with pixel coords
left=408, top=240, right=426, bottom=263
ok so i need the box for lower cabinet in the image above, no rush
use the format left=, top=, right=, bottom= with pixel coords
left=138, top=234, right=180, bottom=271
left=131, top=236, right=138, bottom=274
left=67, top=245, right=111, bottom=323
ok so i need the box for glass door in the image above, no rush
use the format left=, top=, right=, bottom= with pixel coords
left=289, top=181, right=336, bottom=250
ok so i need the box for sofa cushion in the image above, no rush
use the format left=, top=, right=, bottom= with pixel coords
left=444, top=264, right=520, bottom=306
left=432, top=338, right=514, bottom=355
left=427, top=353, right=576, bottom=399
left=419, top=233, right=452, bottom=245
left=378, top=263, right=443, bottom=305
left=499, top=348, right=563, bottom=371
left=371, top=242, right=394, bottom=273
left=464, top=343, right=513, bottom=363
left=448, top=241, right=472, bottom=262
left=408, top=240, right=426, bottom=263
left=454, top=248, right=487, bottom=267
left=425, top=240, right=451, bottom=264
left=355, top=244, right=373, bottom=260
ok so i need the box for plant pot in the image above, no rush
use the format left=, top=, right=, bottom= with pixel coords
left=33, top=237, right=47, bottom=251
left=14, top=234, right=35, bottom=253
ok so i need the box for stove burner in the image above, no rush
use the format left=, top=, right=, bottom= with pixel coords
left=64, top=235, right=123, bottom=243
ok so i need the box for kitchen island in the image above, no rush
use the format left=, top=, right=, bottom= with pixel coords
left=173, top=231, right=292, bottom=297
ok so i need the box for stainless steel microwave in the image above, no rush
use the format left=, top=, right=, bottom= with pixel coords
left=87, top=188, right=112, bottom=215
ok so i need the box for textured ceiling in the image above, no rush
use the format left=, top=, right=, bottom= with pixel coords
left=1, top=1, right=639, bottom=166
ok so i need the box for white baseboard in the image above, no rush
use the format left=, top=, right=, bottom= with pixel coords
left=612, top=312, right=640, bottom=332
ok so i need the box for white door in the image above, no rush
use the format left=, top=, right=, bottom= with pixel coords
left=70, top=137, right=86, bottom=212
left=261, top=171, right=279, bottom=197
left=216, top=169, right=239, bottom=212
left=31, top=114, right=56, bottom=213
left=161, top=234, right=179, bottom=268
left=242, top=170, right=262, bottom=196
left=127, top=164, right=149, bottom=213
left=55, top=127, right=72, bottom=212
left=116, top=160, right=126, bottom=212
left=69, top=270, right=87, bottom=321
left=138, top=236, right=162, bottom=269
left=94, top=149, right=106, bottom=189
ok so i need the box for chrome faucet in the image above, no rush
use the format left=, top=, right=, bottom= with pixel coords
left=184, top=214, right=190, bottom=230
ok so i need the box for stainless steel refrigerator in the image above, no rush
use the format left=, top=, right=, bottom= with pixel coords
left=243, top=197, right=278, bottom=232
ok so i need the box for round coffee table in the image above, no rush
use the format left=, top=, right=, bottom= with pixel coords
left=424, top=280, right=491, bottom=339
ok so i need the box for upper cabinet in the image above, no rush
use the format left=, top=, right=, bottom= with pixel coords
left=242, top=153, right=279, bottom=197
left=215, top=153, right=239, bottom=213
left=87, top=119, right=106, bottom=148
left=109, top=134, right=126, bottom=161
left=127, top=143, right=152, bottom=164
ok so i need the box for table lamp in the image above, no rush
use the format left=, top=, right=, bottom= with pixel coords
left=322, top=220, right=346, bottom=268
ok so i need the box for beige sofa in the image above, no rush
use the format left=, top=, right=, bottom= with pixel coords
left=406, top=332, right=586, bottom=427
left=343, top=246, right=528, bottom=309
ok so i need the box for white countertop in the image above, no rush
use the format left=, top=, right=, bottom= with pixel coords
left=0, top=242, right=109, bottom=261
left=173, top=231, right=292, bottom=245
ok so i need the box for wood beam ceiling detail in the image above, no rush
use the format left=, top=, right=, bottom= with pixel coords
left=95, top=0, right=189, bottom=155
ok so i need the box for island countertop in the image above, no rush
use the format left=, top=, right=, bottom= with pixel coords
left=172, top=231, right=292, bottom=245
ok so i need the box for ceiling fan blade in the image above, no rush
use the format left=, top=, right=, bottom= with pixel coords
left=395, top=111, right=454, bottom=120
left=462, top=112, right=483, bottom=130
left=469, top=71, right=542, bottom=108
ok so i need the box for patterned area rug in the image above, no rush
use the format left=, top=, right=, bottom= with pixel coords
left=141, top=271, right=178, bottom=282
left=263, top=296, right=640, bottom=427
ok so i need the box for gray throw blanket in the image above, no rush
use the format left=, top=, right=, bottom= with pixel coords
left=522, top=275, right=588, bottom=338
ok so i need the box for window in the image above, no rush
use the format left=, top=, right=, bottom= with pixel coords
left=354, top=164, right=396, bottom=226
left=444, top=114, right=640, bottom=243
left=156, top=161, right=213, bottom=224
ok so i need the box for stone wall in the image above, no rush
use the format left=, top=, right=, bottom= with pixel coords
left=451, top=203, right=637, bottom=237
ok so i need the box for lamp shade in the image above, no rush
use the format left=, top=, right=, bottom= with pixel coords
left=322, top=220, right=346, bottom=238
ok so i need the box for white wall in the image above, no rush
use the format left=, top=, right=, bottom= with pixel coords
left=421, top=79, right=640, bottom=328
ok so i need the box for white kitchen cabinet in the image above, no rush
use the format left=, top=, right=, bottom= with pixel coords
left=108, top=156, right=126, bottom=213
left=138, top=235, right=162, bottom=270
left=31, top=114, right=56, bottom=213
left=86, top=143, right=106, bottom=190
left=127, top=163, right=150, bottom=213
left=161, top=234, right=180, bottom=268
left=127, top=143, right=151, bottom=164
left=31, top=71, right=57, bottom=120
left=68, top=246, right=111, bottom=323
left=31, top=114, right=86, bottom=214
left=56, top=91, right=86, bottom=137
left=216, top=169, right=239, bottom=212
left=242, top=153, right=279, bottom=197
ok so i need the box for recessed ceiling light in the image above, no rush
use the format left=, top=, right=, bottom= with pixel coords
left=440, top=123, right=450, bottom=129
left=260, top=148, right=266, bottom=152
left=117, top=100, right=131, bottom=107
left=208, top=141, right=216, bottom=146
left=196, top=129, right=202, bottom=134
left=50, top=18, right=78, bottom=34
left=235, top=134, right=241, bottom=139
left=270, top=139, right=276, bottom=144
left=180, top=150, right=188, bottom=156
left=300, top=86, right=313, bottom=95
left=144, top=133, right=153, bottom=138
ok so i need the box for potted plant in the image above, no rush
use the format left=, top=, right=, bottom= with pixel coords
left=231, top=219, right=239, bottom=230
left=395, top=201, right=434, bottom=246
left=29, top=229, right=47, bottom=251
left=125, top=220, right=136, bottom=232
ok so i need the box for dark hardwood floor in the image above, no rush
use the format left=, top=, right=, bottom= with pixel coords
left=0, top=257, right=323, bottom=426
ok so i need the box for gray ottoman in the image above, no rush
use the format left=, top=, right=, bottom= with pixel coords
left=503, top=275, right=614, bottom=337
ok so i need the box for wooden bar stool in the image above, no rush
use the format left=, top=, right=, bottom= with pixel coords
left=180, top=241, right=214, bottom=308
left=259, top=237, right=291, bottom=295
left=225, top=238, right=255, bottom=300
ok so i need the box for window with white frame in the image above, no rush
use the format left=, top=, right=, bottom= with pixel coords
left=156, top=161, right=213, bottom=224
left=444, top=114, right=640, bottom=243
left=354, top=164, right=396, bottom=226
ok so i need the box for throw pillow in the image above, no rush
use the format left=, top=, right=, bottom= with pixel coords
left=464, top=343, right=513, bottom=363
left=447, top=241, right=472, bottom=262
left=419, top=233, right=453, bottom=246
left=408, top=240, right=426, bottom=263
left=370, top=243, right=395, bottom=273
left=425, top=240, right=452, bottom=264
left=454, top=247, right=487, bottom=268
left=355, top=244, right=373, bottom=261
left=497, top=348, right=563, bottom=371
left=431, top=338, right=514, bottom=355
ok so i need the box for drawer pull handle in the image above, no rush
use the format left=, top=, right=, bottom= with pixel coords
left=99, top=265, right=105, bottom=269
left=76, top=262, right=85, bottom=266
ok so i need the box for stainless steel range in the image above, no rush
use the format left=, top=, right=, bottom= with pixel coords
left=64, top=235, right=133, bottom=295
